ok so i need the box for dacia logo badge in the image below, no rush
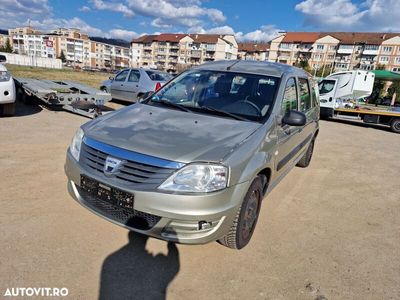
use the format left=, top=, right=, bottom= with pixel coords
left=104, top=156, right=122, bottom=176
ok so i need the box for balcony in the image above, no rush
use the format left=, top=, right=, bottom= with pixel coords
left=337, top=46, right=353, bottom=54
left=191, top=50, right=202, bottom=58
left=363, top=49, right=379, bottom=55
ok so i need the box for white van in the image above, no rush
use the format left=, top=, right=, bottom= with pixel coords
left=0, top=55, right=16, bottom=116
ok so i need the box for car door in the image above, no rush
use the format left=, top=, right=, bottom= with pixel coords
left=275, top=77, right=304, bottom=175
left=111, top=69, right=129, bottom=100
left=121, top=69, right=141, bottom=102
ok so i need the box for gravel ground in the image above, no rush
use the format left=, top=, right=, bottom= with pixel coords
left=0, top=102, right=399, bottom=300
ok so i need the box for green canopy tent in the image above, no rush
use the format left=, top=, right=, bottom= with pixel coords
left=372, top=70, right=400, bottom=106
left=372, top=70, right=400, bottom=81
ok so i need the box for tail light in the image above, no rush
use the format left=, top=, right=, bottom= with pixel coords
left=155, top=82, right=162, bottom=91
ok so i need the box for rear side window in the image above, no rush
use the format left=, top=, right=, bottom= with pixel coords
left=146, top=71, right=171, bottom=81
left=298, top=78, right=311, bottom=112
left=115, top=70, right=129, bottom=82
left=128, top=70, right=141, bottom=82
left=282, top=78, right=298, bottom=114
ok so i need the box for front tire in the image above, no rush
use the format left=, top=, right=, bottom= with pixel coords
left=296, top=138, right=315, bottom=168
left=219, top=177, right=263, bottom=250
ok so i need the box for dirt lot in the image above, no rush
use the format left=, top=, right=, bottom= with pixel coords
left=1, top=102, right=399, bottom=300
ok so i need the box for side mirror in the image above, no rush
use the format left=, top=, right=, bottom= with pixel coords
left=109, top=76, right=114, bottom=81
left=282, top=110, right=307, bottom=126
left=0, top=55, right=6, bottom=63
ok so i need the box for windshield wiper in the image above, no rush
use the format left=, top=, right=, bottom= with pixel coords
left=200, top=106, right=247, bottom=121
left=153, top=99, right=192, bottom=113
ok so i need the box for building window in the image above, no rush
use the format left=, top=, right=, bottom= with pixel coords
left=395, top=57, right=400, bottom=64
left=379, top=56, right=389, bottom=63
left=382, top=46, right=393, bottom=53
left=316, top=44, right=324, bottom=50
left=365, top=45, right=379, bottom=51
left=393, top=67, right=400, bottom=72
left=329, top=45, right=337, bottom=50
left=336, top=63, right=347, bottom=69
left=280, top=43, right=291, bottom=49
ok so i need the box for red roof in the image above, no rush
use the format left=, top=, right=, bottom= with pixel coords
left=238, top=43, right=270, bottom=52
left=280, top=31, right=400, bottom=45
left=282, top=32, right=321, bottom=43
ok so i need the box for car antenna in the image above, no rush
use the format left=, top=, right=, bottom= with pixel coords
left=226, top=60, right=240, bottom=71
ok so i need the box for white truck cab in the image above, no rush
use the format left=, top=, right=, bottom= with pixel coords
left=0, top=54, right=16, bottom=116
left=319, top=70, right=375, bottom=117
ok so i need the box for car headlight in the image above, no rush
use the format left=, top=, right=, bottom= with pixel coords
left=158, top=164, right=228, bottom=193
left=0, top=71, right=11, bottom=82
left=70, top=128, right=84, bottom=161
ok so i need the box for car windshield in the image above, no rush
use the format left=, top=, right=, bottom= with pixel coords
left=319, top=79, right=336, bottom=94
left=146, top=70, right=279, bottom=121
left=145, top=70, right=173, bottom=82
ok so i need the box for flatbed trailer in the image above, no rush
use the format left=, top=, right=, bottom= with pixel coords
left=14, top=77, right=113, bottom=118
left=333, top=107, right=400, bottom=133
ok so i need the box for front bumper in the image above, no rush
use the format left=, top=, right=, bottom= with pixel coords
left=65, top=150, right=250, bottom=244
left=0, top=80, right=16, bottom=104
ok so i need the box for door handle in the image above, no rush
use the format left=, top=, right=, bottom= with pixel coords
left=121, top=84, right=124, bottom=86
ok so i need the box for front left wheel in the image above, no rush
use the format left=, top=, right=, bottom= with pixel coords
left=218, top=177, right=263, bottom=250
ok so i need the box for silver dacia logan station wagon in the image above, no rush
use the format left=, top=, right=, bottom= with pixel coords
left=65, top=60, right=319, bottom=249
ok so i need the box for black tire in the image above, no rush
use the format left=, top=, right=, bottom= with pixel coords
left=219, top=177, right=263, bottom=250
left=390, top=118, right=400, bottom=134
left=296, top=138, right=315, bottom=168
left=0, top=102, right=15, bottom=116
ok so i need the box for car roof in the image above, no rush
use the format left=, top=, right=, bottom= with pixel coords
left=193, top=60, right=310, bottom=78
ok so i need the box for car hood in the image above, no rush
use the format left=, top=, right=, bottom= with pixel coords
left=83, top=103, right=261, bottom=163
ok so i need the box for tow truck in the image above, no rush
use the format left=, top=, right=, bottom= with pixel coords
left=319, top=70, right=400, bottom=133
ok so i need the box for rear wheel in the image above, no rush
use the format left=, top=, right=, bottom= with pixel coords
left=296, top=138, right=315, bottom=168
left=0, top=102, right=15, bottom=116
left=390, top=118, right=400, bottom=133
left=219, top=177, right=263, bottom=250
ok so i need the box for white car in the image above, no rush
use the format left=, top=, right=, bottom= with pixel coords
left=0, top=55, right=16, bottom=116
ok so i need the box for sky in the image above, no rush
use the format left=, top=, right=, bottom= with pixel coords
left=1, top=0, right=400, bottom=42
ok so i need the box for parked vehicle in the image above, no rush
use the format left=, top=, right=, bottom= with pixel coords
left=319, top=70, right=375, bottom=117
left=0, top=55, right=16, bottom=116
left=65, top=61, right=320, bottom=249
left=100, top=68, right=173, bottom=102
left=319, top=70, right=400, bottom=133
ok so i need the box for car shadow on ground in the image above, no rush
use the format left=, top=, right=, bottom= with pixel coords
left=99, top=231, right=180, bottom=300
left=0, top=100, right=42, bottom=118
left=326, top=118, right=394, bottom=133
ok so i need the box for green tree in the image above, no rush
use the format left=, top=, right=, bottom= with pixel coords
left=59, top=50, right=66, bottom=63
left=0, top=38, right=13, bottom=53
left=387, top=81, right=400, bottom=103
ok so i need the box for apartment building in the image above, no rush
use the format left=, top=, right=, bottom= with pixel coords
left=51, top=28, right=91, bottom=66
left=131, top=33, right=238, bottom=72
left=8, top=27, right=130, bottom=69
left=90, top=38, right=130, bottom=69
left=268, top=32, right=400, bottom=73
left=237, top=43, right=270, bottom=61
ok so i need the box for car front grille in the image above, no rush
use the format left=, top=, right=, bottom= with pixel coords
left=80, top=141, right=177, bottom=189
left=77, top=186, right=161, bottom=230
